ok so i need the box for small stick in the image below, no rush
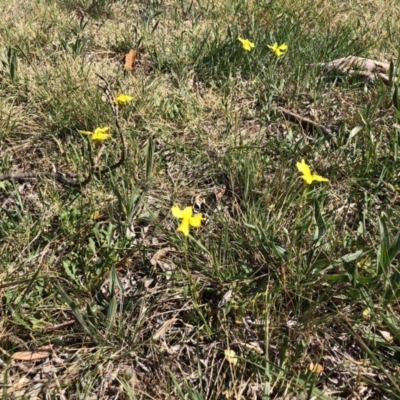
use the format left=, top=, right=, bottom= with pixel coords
left=277, top=106, right=336, bottom=144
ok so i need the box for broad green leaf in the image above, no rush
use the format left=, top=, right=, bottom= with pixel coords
left=106, top=296, right=117, bottom=333
left=393, top=84, right=400, bottom=113
left=56, top=282, right=97, bottom=340
left=388, top=60, right=394, bottom=85
left=145, top=136, right=154, bottom=182
left=312, top=198, right=326, bottom=246
left=339, top=249, right=369, bottom=263
left=378, top=218, right=391, bottom=278
left=389, top=229, right=400, bottom=263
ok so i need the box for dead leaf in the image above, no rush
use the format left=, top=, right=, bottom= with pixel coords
left=124, top=49, right=137, bottom=71
left=150, top=247, right=175, bottom=266
left=223, top=388, right=235, bottom=399
left=12, top=350, right=50, bottom=361
left=308, top=362, right=323, bottom=374
left=152, top=317, right=177, bottom=340
left=91, top=210, right=101, bottom=220
left=218, top=289, right=233, bottom=308
left=244, top=341, right=264, bottom=355
left=378, top=330, right=393, bottom=343
left=224, top=349, right=238, bottom=366
left=362, top=307, right=371, bottom=317
left=48, top=362, right=80, bottom=388
left=7, top=376, right=30, bottom=396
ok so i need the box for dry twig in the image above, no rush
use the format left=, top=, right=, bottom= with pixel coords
left=277, top=106, right=336, bottom=146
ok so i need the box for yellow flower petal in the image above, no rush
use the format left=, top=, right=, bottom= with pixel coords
left=181, top=206, right=193, bottom=219
left=171, top=205, right=202, bottom=236
left=176, top=219, right=190, bottom=236
left=311, top=174, right=329, bottom=182
left=171, top=204, right=182, bottom=218
left=94, top=126, right=110, bottom=135
left=171, top=205, right=194, bottom=221
left=300, top=175, right=313, bottom=184
left=268, top=42, right=288, bottom=56
left=296, top=159, right=328, bottom=184
left=90, top=131, right=111, bottom=144
left=171, top=204, right=185, bottom=219
left=189, top=213, right=203, bottom=227
left=79, top=127, right=111, bottom=144
left=114, top=94, right=133, bottom=105
left=238, top=37, right=255, bottom=51
left=296, top=159, right=312, bottom=177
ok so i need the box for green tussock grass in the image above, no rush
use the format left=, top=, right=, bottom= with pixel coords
left=1, top=0, right=400, bottom=398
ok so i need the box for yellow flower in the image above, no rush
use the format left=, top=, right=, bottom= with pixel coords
left=114, top=93, right=133, bottom=105
left=79, top=126, right=111, bottom=145
left=267, top=42, right=288, bottom=56
left=238, top=37, right=255, bottom=51
left=171, top=204, right=203, bottom=236
left=296, top=159, right=328, bottom=184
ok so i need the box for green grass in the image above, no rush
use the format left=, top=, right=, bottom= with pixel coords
left=1, top=0, right=400, bottom=398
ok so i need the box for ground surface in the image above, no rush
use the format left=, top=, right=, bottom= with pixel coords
left=1, top=0, right=400, bottom=399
